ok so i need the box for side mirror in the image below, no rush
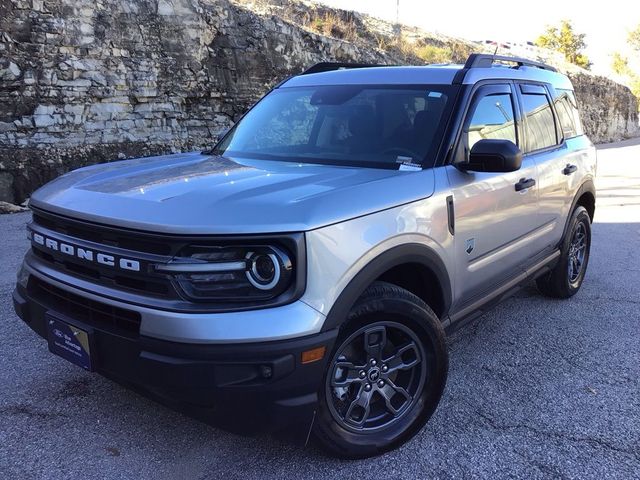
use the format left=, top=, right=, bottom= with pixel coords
left=464, top=139, right=523, bottom=173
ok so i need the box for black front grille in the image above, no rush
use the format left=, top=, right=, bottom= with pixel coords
left=28, top=277, right=141, bottom=336
left=32, top=247, right=171, bottom=296
left=32, top=212, right=172, bottom=256
left=30, top=209, right=176, bottom=298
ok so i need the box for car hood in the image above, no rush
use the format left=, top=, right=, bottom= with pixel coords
left=30, top=152, right=435, bottom=234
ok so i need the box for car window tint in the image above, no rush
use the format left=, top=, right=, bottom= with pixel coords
left=218, top=85, right=455, bottom=168
left=554, top=94, right=577, bottom=139
left=522, top=93, right=557, bottom=152
left=250, top=92, right=318, bottom=149
left=556, top=89, right=584, bottom=137
left=466, top=93, right=516, bottom=150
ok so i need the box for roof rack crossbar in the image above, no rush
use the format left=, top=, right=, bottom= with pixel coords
left=463, top=53, right=558, bottom=72
left=302, top=62, right=389, bottom=75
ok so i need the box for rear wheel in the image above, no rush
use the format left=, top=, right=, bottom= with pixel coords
left=313, top=282, right=448, bottom=458
left=537, top=205, right=591, bottom=298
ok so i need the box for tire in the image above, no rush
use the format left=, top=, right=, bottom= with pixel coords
left=536, top=205, right=591, bottom=298
left=313, top=281, right=448, bottom=459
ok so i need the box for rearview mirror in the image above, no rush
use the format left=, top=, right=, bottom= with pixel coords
left=464, top=139, right=522, bottom=173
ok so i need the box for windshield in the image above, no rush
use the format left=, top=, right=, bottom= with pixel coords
left=214, top=84, right=457, bottom=169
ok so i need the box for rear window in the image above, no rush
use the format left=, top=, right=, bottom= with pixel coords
left=555, top=89, right=584, bottom=139
left=214, top=85, right=456, bottom=169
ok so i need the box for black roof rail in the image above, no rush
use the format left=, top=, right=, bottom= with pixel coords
left=463, top=53, right=558, bottom=72
left=302, top=62, right=390, bottom=75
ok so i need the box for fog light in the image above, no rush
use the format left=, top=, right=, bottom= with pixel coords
left=301, top=346, right=326, bottom=364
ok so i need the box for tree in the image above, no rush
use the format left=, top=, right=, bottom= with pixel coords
left=611, top=23, right=640, bottom=102
left=612, top=52, right=631, bottom=76
left=629, top=24, right=640, bottom=52
left=535, top=20, right=591, bottom=69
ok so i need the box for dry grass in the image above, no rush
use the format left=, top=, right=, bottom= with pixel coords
left=373, top=34, right=430, bottom=62
left=414, top=44, right=451, bottom=64
left=301, top=6, right=476, bottom=65
left=307, top=11, right=359, bottom=42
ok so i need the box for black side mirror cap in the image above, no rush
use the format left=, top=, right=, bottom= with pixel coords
left=464, top=139, right=523, bottom=173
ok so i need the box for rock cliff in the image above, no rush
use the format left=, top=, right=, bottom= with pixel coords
left=0, top=0, right=638, bottom=204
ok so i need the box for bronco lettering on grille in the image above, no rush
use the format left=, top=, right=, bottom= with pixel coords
left=31, top=231, right=141, bottom=272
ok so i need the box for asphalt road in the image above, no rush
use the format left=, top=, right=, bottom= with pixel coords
left=1, top=141, right=639, bottom=479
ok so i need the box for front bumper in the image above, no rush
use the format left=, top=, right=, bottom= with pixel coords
left=13, top=278, right=338, bottom=437
left=21, top=250, right=325, bottom=343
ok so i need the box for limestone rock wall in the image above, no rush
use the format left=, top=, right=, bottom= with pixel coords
left=569, top=73, right=640, bottom=144
left=0, top=0, right=638, bottom=204
left=0, top=0, right=392, bottom=203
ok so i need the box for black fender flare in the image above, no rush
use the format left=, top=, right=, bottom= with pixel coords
left=321, top=243, right=453, bottom=332
left=561, top=179, right=596, bottom=243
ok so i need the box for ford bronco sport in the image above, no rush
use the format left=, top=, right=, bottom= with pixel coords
left=13, top=54, right=596, bottom=458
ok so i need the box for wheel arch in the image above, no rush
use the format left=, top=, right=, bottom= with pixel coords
left=576, top=188, right=595, bottom=223
left=562, top=179, right=596, bottom=242
left=321, top=244, right=452, bottom=332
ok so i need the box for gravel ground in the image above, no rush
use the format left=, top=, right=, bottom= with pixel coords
left=0, top=141, right=638, bottom=479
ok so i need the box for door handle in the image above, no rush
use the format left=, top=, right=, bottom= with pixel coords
left=515, top=177, right=536, bottom=192
left=563, top=164, right=578, bottom=175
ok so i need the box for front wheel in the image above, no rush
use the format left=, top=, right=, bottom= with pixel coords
left=537, top=205, right=592, bottom=298
left=313, top=282, right=448, bottom=458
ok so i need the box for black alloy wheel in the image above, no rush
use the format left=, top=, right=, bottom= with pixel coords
left=313, top=282, right=448, bottom=458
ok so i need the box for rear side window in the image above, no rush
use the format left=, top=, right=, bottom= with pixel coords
left=555, top=89, right=584, bottom=138
left=466, top=93, right=517, bottom=149
left=521, top=92, right=557, bottom=152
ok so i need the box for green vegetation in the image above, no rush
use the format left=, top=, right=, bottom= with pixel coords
left=629, top=24, right=640, bottom=52
left=611, top=24, right=640, bottom=102
left=414, top=41, right=474, bottom=64
left=414, top=44, right=451, bottom=63
left=535, top=20, right=591, bottom=69
left=612, top=52, right=631, bottom=76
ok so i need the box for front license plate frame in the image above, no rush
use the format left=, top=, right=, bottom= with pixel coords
left=46, top=313, right=94, bottom=371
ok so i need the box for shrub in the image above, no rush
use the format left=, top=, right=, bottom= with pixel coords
left=415, top=45, right=451, bottom=64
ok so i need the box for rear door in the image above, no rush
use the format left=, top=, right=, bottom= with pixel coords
left=446, top=83, right=543, bottom=309
left=513, top=83, right=566, bottom=254
left=529, top=85, right=592, bottom=249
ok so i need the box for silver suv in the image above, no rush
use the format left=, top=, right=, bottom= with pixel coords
left=13, top=54, right=596, bottom=458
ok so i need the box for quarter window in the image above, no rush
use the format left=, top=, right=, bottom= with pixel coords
left=554, top=94, right=577, bottom=138
left=466, top=93, right=517, bottom=150
left=555, top=89, right=584, bottom=138
left=522, top=92, right=558, bottom=152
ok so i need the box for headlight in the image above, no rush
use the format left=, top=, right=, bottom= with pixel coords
left=246, top=251, right=281, bottom=290
left=155, top=245, right=294, bottom=302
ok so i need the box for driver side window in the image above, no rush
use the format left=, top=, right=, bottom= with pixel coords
left=466, top=93, right=517, bottom=151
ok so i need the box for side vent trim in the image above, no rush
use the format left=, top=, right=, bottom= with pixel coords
left=446, top=195, right=455, bottom=235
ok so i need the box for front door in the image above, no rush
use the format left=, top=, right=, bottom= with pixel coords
left=446, top=83, right=542, bottom=310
